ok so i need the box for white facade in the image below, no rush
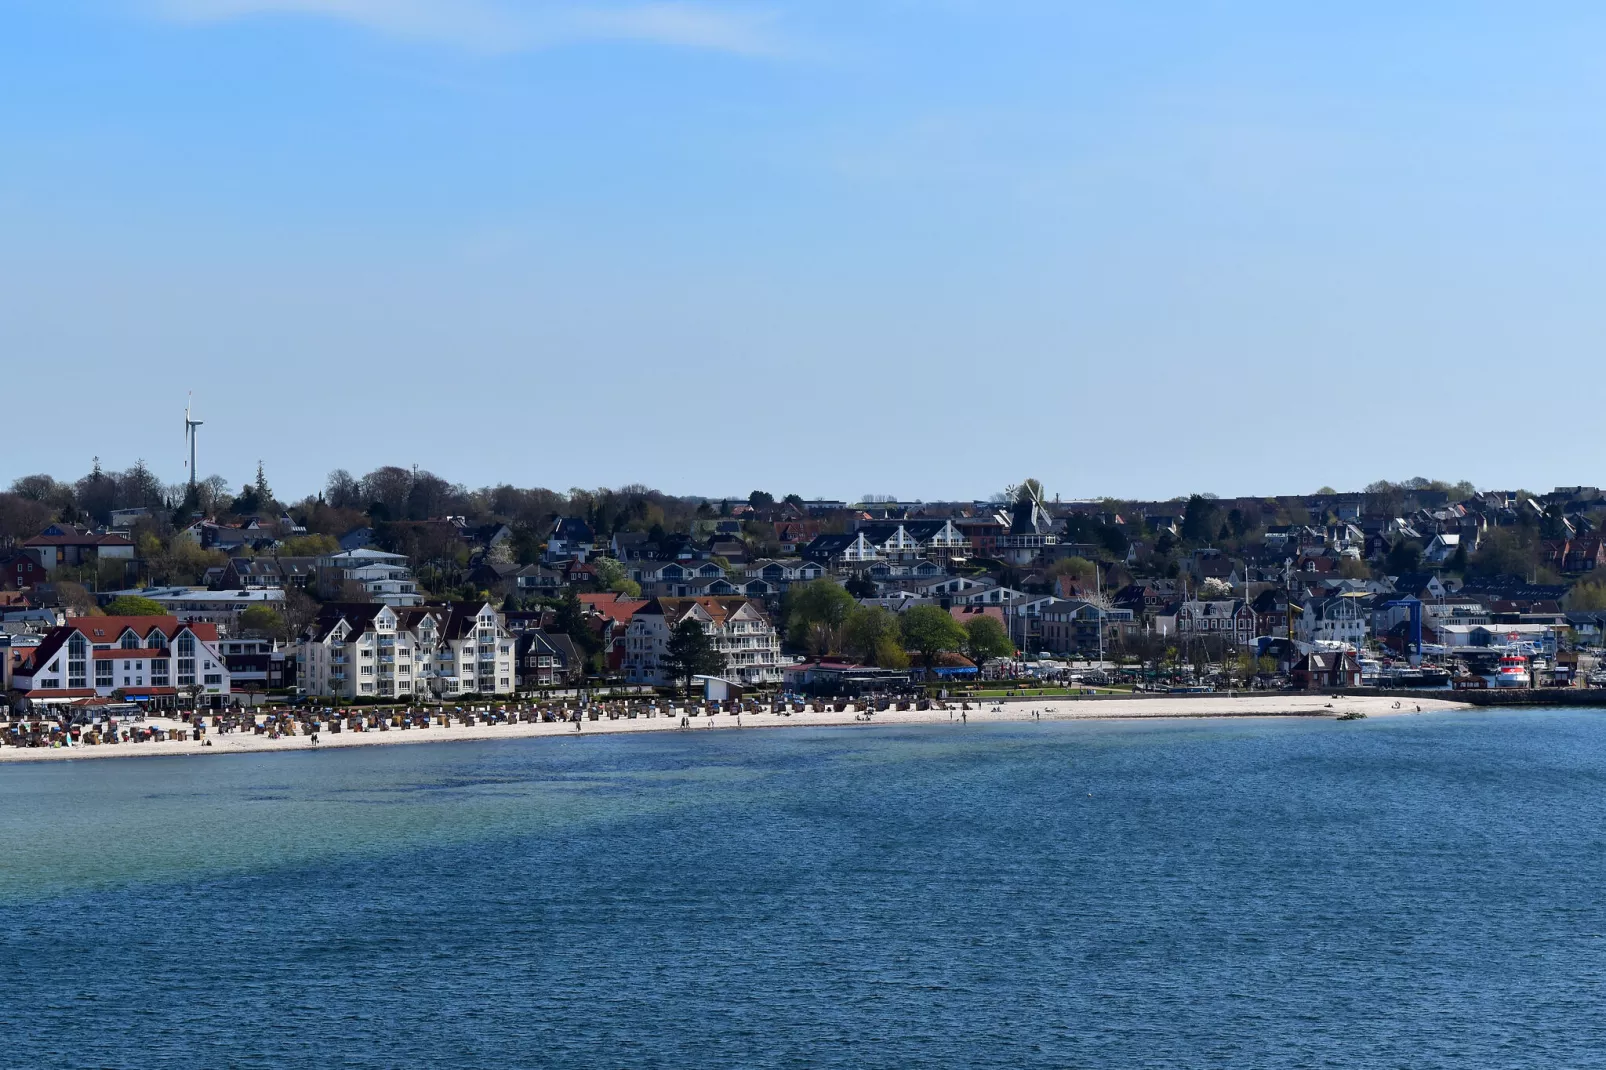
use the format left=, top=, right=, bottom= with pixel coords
left=296, top=603, right=514, bottom=701
left=1298, top=596, right=1370, bottom=648
left=14, top=617, right=230, bottom=703
left=623, top=598, right=781, bottom=687
left=315, top=549, right=423, bottom=607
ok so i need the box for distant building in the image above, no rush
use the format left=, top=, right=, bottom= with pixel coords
left=623, top=597, right=780, bottom=687
left=100, top=586, right=285, bottom=634
left=11, top=615, right=230, bottom=706
left=315, top=549, right=422, bottom=606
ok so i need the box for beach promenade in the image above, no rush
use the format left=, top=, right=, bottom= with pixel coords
left=0, top=693, right=1470, bottom=763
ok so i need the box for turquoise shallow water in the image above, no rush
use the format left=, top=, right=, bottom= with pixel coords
left=4, top=711, right=1606, bottom=1068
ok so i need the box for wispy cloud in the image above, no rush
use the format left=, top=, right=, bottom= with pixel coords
left=150, top=0, right=786, bottom=56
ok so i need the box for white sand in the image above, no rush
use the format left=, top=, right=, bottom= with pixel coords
left=0, top=693, right=1470, bottom=763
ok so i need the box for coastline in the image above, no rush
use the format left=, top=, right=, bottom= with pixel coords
left=0, top=693, right=1472, bottom=764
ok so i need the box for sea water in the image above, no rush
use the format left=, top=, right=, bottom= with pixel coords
left=4, top=710, right=1606, bottom=1068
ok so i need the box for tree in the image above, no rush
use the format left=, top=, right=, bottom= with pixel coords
left=591, top=557, right=642, bottom=597
left=103, top=595, right=166, bottom=616
left=1338, top=556, right=1371, bottom=580
left=785, top=579, right=858, bottom=655
left=1385, top=539, right=1423, bottom=576
left=783, top=494, right=804, bottom=507
left=900, top=604, right=967, bottom=672
left=280, top=587, right=319, bottom=640
left=53, top=581, right=98, bottom=617
left=964, top=615, right=1014, bottom=664
left=253, top=461, right=275, bottom=511
left=748, top=490, right=776, bottom=509
left=237, top=605, right=287, bottom=641
left=1199, top=577, right=1233, bottom=599
left=275, top=534, right=339, bottom=557
left=843, top=606, right=902, bottom=666
left=1469, top=529, right=1537, bottom=579
left=556, top=589, right=603, bottom=665
left=0, top=492, right=54, bottom=544
left=1048, top=556, right=1097, bottom=587
left=1566, top=580, right=1606, bottom=611
left=844, top=573, right=877, bottom=598
left=1181, top=495, right=1222, bottom=545
left=661, top=617, right=725, bottom=692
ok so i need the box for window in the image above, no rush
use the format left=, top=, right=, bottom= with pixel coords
left=67, top=634, right=88, bottom=690
left=121, top=633, right=140, bottom=650
left=96, top=660, right=113, bottom=687
left=177, top=633, right=196, bottom=685
left=204, top=674, right=221, bottom=685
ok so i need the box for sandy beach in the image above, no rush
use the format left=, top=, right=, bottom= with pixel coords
left=0, top=693, right=1471, bottom=763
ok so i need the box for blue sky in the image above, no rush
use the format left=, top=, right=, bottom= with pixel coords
left=5, top=1, right=1605, bottom=502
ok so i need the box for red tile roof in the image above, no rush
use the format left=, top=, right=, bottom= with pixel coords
left=579, top=593, right=647, bottom=625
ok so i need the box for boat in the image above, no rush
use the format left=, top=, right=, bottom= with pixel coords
left=1381, top=666, right=1452, bottom=689
left=1494, top=654, right=1530, bottom=688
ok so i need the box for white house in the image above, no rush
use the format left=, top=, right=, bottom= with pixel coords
left=12, top=615, right=230, bottom=706
left=296, top=602, right=514, bottom=701
left=315, top=549, right=422, bottom=606
left=623, top=597, right=780, bottom=687
left=1297, top=595, right=1370, bottom=648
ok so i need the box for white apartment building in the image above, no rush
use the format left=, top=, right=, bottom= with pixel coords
left=13, top=615, right=231, bottom=706
left=1298, top=595, right=1370, bottom=648
left=296, top=602, right=514, bottom=701
left=623, top=597, right=781, bottom=687
left=315, top=549, right=423, bottom=607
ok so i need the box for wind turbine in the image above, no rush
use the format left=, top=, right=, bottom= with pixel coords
left=184, top=392, right=204, bottom=492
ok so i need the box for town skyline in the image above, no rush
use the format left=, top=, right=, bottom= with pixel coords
left=0, top=454, right=1558, bottom=513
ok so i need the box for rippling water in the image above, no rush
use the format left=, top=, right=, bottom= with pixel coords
left=5, top=710, right=1606, bottom=1068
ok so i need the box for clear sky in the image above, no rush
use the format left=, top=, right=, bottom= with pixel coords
left=5, top=1, right=1605, bottom=503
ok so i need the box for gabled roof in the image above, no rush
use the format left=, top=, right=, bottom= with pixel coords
left=636, top=597, right=768, bottom=628
left=578, top=593, right=647, bottom=625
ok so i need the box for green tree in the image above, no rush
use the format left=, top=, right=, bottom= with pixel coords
left=1565, top=580, right=1606, bottom=611
left=103, top=594, right=166, bottom=616
left=843, top=605, right=902, bottom=665
left=1385, top=539, right=1423, bottom=575
left=748, top=490, right=776, bottom=508
left=555, top=589, right=603, bottom=665
left=591, top=556, right=642, bottom=597
left=1047, top=556, right=1097, bottom=585
left=1181, top=495, right=1221, bottom=545
left=237, top=605, right=287, bottom=641
left=900, top=604, right=967, bottom=672
left=661, top=617, right=725, bottom=692
left=1468, top=529, right=1538, bottom=580
left=785, top=579, right=858, bottom=655
left=275, top=533, right=339, bottom=557
left=1337, top=556, right=1371, bottom=580
left=963, top=615, right=1014, bottom=663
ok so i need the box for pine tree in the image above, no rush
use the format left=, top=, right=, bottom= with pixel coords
left=662, top=617, right=725, bottom=692
left=254, top=461, right=274, bottom=509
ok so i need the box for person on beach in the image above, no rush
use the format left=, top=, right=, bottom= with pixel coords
left=961, top=711, right=967, bottom=724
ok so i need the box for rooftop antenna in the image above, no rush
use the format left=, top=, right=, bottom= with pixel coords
left=184, top=392, right=204, bottom=492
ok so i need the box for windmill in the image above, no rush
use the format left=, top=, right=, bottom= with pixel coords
left=184, top=392, right=204, bottom=492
